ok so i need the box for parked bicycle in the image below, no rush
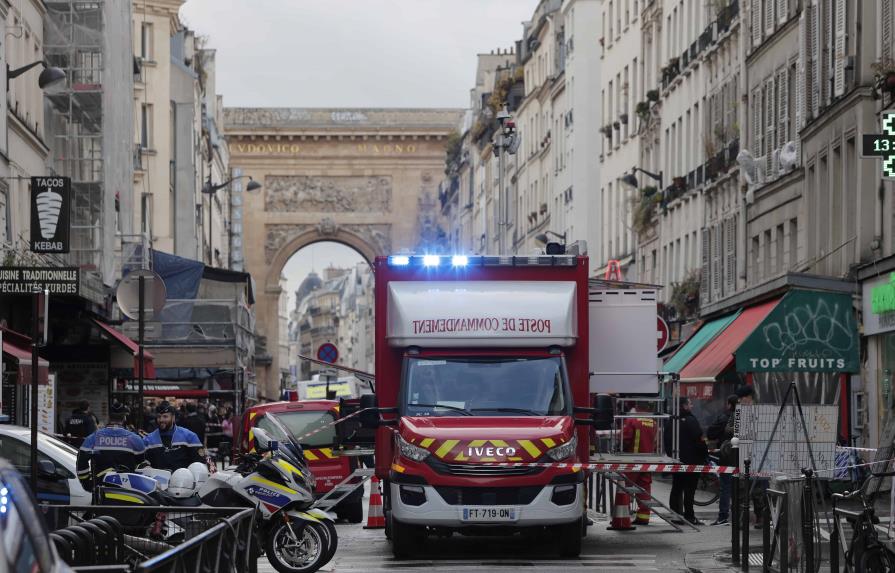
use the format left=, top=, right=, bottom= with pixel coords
left=832, top=470, right=895, bottom=573
left=693, top=453, right=721, bottom=507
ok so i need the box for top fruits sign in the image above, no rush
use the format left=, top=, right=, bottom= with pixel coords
left=30, top=177, right=70, bottom=254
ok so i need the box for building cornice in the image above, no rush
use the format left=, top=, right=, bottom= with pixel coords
left=8, top=110, right=49, bottom=157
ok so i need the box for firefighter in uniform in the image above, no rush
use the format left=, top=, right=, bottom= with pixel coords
left=143, top=401, right=205, bottom=471
left=76, top=402, right=145, bottom=491
left=622, top=401, right=658, bottom=525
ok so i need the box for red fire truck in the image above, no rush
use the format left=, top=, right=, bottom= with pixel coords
left=360, top=252, right=612, bottom=557
left=237, top=399, right=366, bottom=522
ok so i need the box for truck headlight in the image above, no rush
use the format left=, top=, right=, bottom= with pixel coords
left=546, top=434, right=577, bottom=461
left=397, top=435, right=431, bottom=462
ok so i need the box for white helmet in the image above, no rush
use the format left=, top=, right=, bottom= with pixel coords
left=188, top=462, right=209, bottom=489
left=168, top=468, right=196, bottom=499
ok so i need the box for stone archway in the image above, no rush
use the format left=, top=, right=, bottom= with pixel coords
left=225, top=107, right=462, bottom=400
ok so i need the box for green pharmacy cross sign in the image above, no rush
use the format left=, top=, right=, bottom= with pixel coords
left=872, top=273, right=895, bottom=315
left=862, top=112, right=895, bottom=179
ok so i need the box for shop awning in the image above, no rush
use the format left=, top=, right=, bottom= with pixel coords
left=1, top=333, right=49, bottom=385
left=664, top=311, right=741, bottom=374
left=93, top=319, right=156, bottom=379
left=679, top=298, right=780, bottom=381
left=735, top=289, right=859, bottom=373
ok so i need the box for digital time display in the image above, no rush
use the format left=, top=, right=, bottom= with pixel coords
left=862, top=134, right=895, bottom=157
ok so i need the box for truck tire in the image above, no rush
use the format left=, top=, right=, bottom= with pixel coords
left=390, top=514, right=424, bottom=559
left=337, top=497, right=364, bottom=524
left=556, top=518, right=583, bottom=558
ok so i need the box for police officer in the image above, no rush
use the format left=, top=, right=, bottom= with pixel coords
left=143, top=401, right=205, bottom=471
left=76, top=402, right=145, bottom=491
left=65, top=400, right=97, bottom=444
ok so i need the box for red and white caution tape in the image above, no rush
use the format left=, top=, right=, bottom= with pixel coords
left=474, top=462, right=741, bottom=474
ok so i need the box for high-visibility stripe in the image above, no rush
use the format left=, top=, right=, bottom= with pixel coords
left=249, top=412, right=257, bottom=421
left=391, top=463, right=405, bottom=473
left=468, top=439, right=487, bottom=447
left=304, top=450, right=319, bottom=461
left=634, top=429, right=641, bottom=453
left=434, top=439, right=459, bottom=458
left=490, top=439, right=509, bottom=448
left=250, top=476, right=298, bottom=495
left=319, top=448, right=336, bottom=459
left=541, top=438, right=556, bottom=448
left=105, top=492, right=145, bottom=505
left=454, top=452, right=469, bottom=461
left=419, top=438, right=435, bottom=448
left=517, top=439, right=541, bottom=458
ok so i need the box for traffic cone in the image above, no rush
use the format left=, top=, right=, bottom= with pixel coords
left=607, top=490, right=636, bottom=531
left=364, top=475, right=386, bottom=529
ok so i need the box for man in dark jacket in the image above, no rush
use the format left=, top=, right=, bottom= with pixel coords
left=76, top=402, right=145, bottom=491
left=181, top=402, right=207, bottom=444
left=708, top=394, right=739, bottom=525
left=65, top=400, right=97, bottom=444
left=144, top=401, right=205, bottom=471
left=667, top=397, right=707, bottom=525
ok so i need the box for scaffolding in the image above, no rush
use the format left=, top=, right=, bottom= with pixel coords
left=44, top=1, right=106, bottom=273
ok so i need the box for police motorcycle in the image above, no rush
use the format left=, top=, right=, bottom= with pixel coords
left=198, top=414, right=337, bottom=573
left=94, top=464, right=206, bottom=542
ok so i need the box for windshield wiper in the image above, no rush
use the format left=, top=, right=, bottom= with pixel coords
left=409, top=403, right=473, bottom=416
left=470, top=407, right=543, bottom=415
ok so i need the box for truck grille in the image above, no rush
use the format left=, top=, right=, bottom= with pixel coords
left=434, top=486, right=543, bottom=506
left=426, top=458, right=543, bottom=477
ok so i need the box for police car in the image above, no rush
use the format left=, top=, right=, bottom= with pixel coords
left=0, top=425, right=91, bottom=505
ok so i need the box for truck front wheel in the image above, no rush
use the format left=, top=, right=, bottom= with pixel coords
left=556, top=518, right=583, bottom=558
left=390, top=514, right=424, bottom=559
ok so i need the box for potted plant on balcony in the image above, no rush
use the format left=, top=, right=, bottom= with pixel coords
left=647, top=89, right=660, bottom=102
left=636, top=101, right=651, bottom=121
left=620, top=113, right=629, bottom=125
left=600, top=125, right=613, bottom=137
left=613, top=121, right=621, bottom=130
left=670, top=270, right=701, bottom=319
left=872, top=58, right=895, bottom=94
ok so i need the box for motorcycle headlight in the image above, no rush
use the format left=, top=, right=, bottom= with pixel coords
left=397, top=435, right=431, bottom=462
left=546, top=434, right=578, bottom=461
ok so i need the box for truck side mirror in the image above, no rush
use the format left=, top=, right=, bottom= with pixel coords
left=359, top=394, right=380, bottom=429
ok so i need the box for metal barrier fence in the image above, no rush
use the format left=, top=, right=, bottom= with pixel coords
left=587, top=470, right=614, bottom=516
left=761, top=488, right=790, bottom=572
left=44, top=505, right=258, bottom=573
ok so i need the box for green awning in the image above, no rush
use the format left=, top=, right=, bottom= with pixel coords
left=664, top=311, right=741, bottom=374
left=735, top=289, right=859, bottom=373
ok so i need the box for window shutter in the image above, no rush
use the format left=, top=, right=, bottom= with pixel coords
left=833, top=0, right=847, bottom=97
left=883, top=0, right=893, bottom=63
left=765, top=0, right=775, bottom=35
left=724, top=217, right=737, bottom=295
left=812, top=0, right=822, bottom=118
left=766, top=77, right=776, bottom=162
left=821, top=0, right=831, bottom=106
left=752, top=0, right=763, bottom=48
left=752, top=87, right=763, bottom=157
left=712, top=224, right=723, bottom=298
left=778, top=68, right=789, bottom=146
left=778, top=0, right=788, bottom=25
left=700, top=227, right=710, bottom=302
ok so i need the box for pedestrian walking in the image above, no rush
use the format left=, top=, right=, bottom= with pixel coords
left=622, top=401, right=658, bottom=525
left=707, top=394, right=739, bottom=525
left=76, top=402, right=145, bottom=491
left=666, top=397, right=708, bottom=526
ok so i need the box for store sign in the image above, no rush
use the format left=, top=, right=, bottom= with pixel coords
left=865, top=274, right=895, bottom=336
left=0, top=267, right=79, bottom=295
left=30, top=177, right=70, bottom=253
left=736, top=290, right=860, bottom=373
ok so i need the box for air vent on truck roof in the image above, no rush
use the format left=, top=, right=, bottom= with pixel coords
left=386, top=255, right=578, bottom=268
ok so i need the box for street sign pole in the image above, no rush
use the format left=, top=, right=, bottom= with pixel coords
left=29, top=288, right=39, bottom=493
left=137, top=275, right=145, bottom=430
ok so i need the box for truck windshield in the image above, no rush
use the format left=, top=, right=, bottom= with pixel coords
left=401, top=356, right=571, bottom=417
left=256, top=410, right=337, bottom=448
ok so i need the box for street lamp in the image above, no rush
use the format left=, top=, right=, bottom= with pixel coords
left=202, top=175, right=261, bottom=265
left=492, top=106, right=521, bottom=255
left=8, top=60, right=66, bottom=92
left=621, top=167, right=663, bottom=190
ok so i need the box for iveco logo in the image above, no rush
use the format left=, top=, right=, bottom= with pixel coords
left=467, top=447, right=517, bottom=457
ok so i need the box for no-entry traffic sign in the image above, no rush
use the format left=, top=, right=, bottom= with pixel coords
left=317, top=342, right=339, bottom=364
left=657, top=316, right=669, bottom=352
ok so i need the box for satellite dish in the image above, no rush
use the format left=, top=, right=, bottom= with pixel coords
left=116, top=269, right=167, bottom=320
left=737, top=150, right=758, bottom=185
left=779, top=141, right=798, bottom=170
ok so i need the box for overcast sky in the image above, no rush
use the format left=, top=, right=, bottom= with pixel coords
left=180, top=1, right=540, bottom=306
left=179, top=0, right=539, bottom=108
